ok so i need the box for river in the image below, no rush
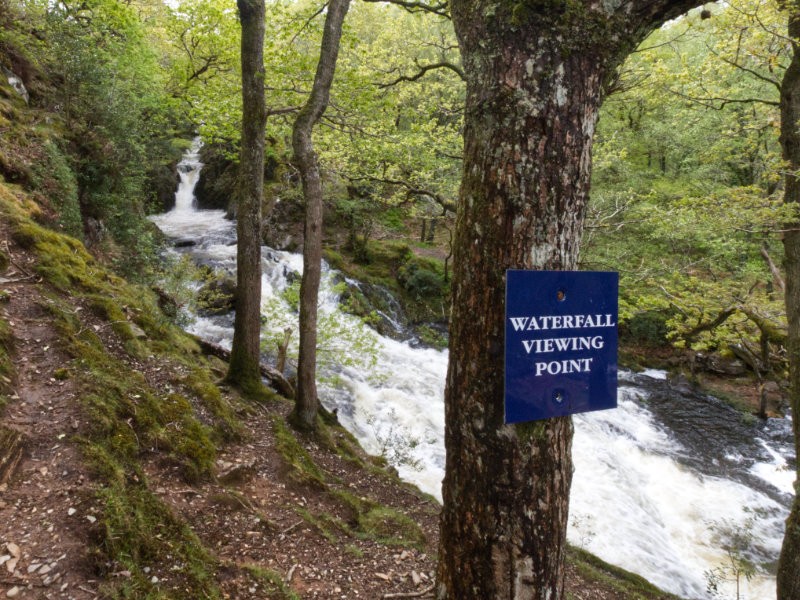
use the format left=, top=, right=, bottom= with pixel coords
left=150, top=141, right=795, bottom=600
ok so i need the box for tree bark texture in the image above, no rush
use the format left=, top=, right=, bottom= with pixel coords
left=227, top=0, right=267, bottom=391
left=290, top=0, right=351, bottom=430
left=778, top=6, right=800, bottom=598
left=437, top=1, right=705, bottom=598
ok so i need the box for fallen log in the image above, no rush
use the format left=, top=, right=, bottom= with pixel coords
left=190, top=335, right=295, bottom=399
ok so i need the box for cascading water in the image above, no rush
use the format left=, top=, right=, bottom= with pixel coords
left=151, top=144, right=795, bottom=600
left=174, top=139, right=204, bottom=212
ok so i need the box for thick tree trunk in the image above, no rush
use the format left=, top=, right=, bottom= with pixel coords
left=290, top=0, right=351, bottom=430
left=778, top=6, right=800, bottom=598
left=227, top=0, right=267, bottom=392
left=437, top=1, right=704, bottom=598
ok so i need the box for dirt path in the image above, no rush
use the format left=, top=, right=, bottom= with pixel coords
left=1, top=256, right=98, bottom=598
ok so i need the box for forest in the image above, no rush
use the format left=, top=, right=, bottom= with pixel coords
left=0, top=0, right=799, bottom=599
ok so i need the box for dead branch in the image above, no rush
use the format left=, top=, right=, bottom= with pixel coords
left=761, top=244, right=785, bottom=293
left=382, top=585, right=435, bottom=599
left=190, top=335, right=295, bottom=399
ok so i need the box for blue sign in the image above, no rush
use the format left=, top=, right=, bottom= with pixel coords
left=505, top=270, right=618, bottom=423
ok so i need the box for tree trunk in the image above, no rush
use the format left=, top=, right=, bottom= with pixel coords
left=290, top=0, right=351, bottom=430
left=437, top=1, right=704, bottom=598
left=227, top=0, right=267, bottom=394
left=427, top=218, right=436, bottom=243
left=778, top=6, right=800, bottom=598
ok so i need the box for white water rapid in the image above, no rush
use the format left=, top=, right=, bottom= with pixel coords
left=151, top=144, right=795, bottom=600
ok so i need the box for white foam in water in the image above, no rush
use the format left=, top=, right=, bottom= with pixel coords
left=152, top=145, right=793, bottom=600
left=641, top=368, right=668, bottom=380
left=571, top=391, right=787, bottom=599
left=750, top=437, right=796, bottom=496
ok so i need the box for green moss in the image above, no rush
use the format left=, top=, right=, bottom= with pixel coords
left=94, top=482, right=220, bottom=600
left=417, top=324, right=448, bottom=350
left=180, top=368, right=245, bottom=442
left=273, top=416, right=327, bottom=488
left=516, top=420, right=548, bottom=443
left=243, top=565, right=301, bottom=600
left=296, top=506, right=345, bottom=543
left=53, top=367, right=70, bottom=380
left=325, top=239, right=450, bottom=326
left=328, top=488, right=426, bottom=548
left=316, top=418, right=366, bottom=467
left=567, top=546, right=680, bottom=599
left=356, top=505, right=426, bottom=547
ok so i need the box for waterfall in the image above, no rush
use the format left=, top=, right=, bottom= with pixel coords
left=150, top=143, right=795, bottom=600
left=174, top=138, right=203, bottom=212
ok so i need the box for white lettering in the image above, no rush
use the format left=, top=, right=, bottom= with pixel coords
left=510, top=317, right=530, bottom=331
left=523, top=336, right=606, bottom=354
left=533, top=357, right=594, bottom=376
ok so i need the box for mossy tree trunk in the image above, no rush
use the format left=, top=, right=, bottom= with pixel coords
left=227, top=0, right=267, bottom=393
left=437, top=1, right=703, bottom=598
left=290, top=0, right=351, bottom=430
left=778, top=5, right=800, bottom=598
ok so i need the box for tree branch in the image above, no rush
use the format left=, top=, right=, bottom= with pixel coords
left=761, top=244, right=786, bottom=293
left=667, top=87, right=779, bottom=109
left=348, top=174, right=456, bottom=214
left=379, top=60, right=465, bottom=87
left=362, top=0, right=449, bottom=18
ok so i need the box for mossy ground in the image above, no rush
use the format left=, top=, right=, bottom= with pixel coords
left=565, top=547, right=682, bottom=600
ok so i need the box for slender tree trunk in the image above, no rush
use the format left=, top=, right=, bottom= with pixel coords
left=290, top=0, right=351, bottom=430
left=437, top=1, right=704, bottom=598
left=227, top=0, right=266, bottom=393
left=778, top=6, right=800, bottom=598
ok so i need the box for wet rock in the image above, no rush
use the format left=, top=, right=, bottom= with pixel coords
left=694, top=352, right=748, bottom=376
left=197, top=275, right=236, bottom=316
left=217, top=462, right=256, bottom=485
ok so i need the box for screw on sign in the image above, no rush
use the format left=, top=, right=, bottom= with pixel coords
left=504, top=270, right=619, bottom=423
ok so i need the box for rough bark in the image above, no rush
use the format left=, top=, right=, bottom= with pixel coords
left=290, top=0, right=351, bottom=430
left=437, top=1, right=705, bottom=598
left=778, top=5, right=800, bottom=598
left=227, top=0, right=267, bottom=392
